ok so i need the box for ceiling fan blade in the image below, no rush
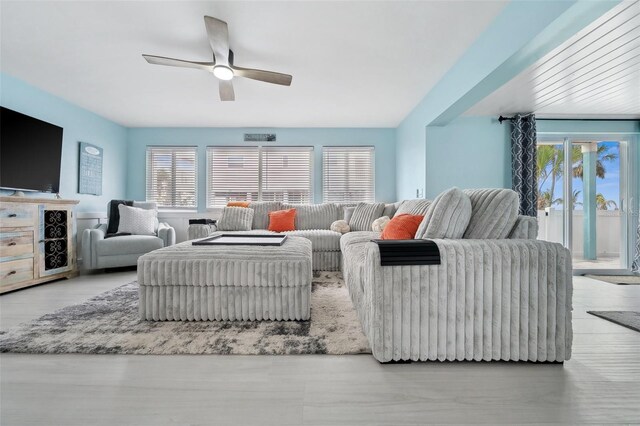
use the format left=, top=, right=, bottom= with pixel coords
left=232, top=66, right=292, bottom=86
left=219, top=79, right=235, bottom=101
left=204, top=16, right=230, bottom=66
left=142, top=54, right=213, bottom=71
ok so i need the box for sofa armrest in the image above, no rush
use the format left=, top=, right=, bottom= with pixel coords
left=81, top=224, right=107, bottom=270
left=157, top=222, right=176, bottom=247
left=187, top=223, right=218, bottom=240
left=361, top=238, right=572, bottom=363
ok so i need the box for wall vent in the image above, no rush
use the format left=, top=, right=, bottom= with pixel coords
left=244, top=133, right=276, bottom=142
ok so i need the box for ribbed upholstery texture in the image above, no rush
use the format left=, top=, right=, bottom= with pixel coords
left=416, top=188, right=471, bottom=239
left=395, top=199, right=432, bottom=216
left=349, top=202, right=386, bottom=232
left=312, top=251, right=341, bottom=271
left=463, top=189, right=520, bottom=239
left=217, top=207, right=254, bottom=231
left=282, top=203, right=341, bottom=230
left=509, top=215, right=539, bottom=239
left=187, top=224, right=218, bottom=240
left=248, top=202, right=283, bottom=229
left=138, top=237, right=312, bottom=321
left=342, top=238, right=573, bottom=362
left=283, top=229, right=342, bottom=251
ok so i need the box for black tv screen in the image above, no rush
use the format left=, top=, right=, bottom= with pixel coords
left=0, top=107, right=63, bottom=193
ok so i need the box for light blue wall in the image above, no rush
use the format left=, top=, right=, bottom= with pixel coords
left=425, top=116, right=511, bottom=199
left=126, top=127, right=396, bottom=210
left=0, top=73, right=128, bottom=212
left=395, top=0, right=619, bottom=200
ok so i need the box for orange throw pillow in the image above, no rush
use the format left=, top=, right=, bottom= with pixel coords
left=381, top=214, right=425, bottom=240
left=227, top=201, right=250, bottom=208
left=268, top=208, right=297, bottom=232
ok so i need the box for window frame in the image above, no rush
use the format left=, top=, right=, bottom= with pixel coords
left=145, top=145, right=198, bottom=211
left=322, top=146, right=375, bottom=203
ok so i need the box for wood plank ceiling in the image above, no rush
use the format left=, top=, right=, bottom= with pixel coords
left=466, top=0, right=640, bottom=118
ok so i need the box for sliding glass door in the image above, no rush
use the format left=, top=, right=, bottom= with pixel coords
left=536, top=136, right=633, bottom=273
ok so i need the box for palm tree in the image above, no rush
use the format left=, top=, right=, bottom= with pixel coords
left=537, top=188, right=562, bottom=209
left=536, top=145, right=564, bottom=208
left=572, top=144, right=618, bottom=179
left=556, top=189, right=582, bottom=210
left=595, top=193, right=618, bottom=210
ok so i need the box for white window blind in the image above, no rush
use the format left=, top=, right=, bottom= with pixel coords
left=207, top=146, right=260, bottom=208
left=323, top=146, right=375, bottom=203
left=145, top=146, right=197, bottom=209
left=261, top=147, right=313, bottom=204
left=207, top=146, right=314, bottom=208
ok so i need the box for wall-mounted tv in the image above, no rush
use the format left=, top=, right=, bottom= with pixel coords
left=0, top=107, right=63, bottom=193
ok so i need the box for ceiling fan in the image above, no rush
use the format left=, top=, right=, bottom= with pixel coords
left=142, top=16, right=292, bottom=101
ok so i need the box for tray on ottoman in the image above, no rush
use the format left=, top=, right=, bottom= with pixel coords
left=137, top=236, right=312, bottom=322
left=192, top=233, right=287, bottom=246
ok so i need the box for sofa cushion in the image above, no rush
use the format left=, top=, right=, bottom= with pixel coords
left=344, top=206, right=356, bottom=223
left=217, top=207, right=254, bottom=231
left=381, top=214, right=424, bottom=240
left=508, top=215, right=538, bottom=239
left=395, top=199, right=432, bottom=216
left=372, top=216, right=391, bottom=232
left=248, top=202, right=282, bottom=229
left=282, top=203, right=340, bottom=230
left=268, top=208, right=297, bottom=232
left=227, top=201, right=250, bottom=207
left=283, top=229, right=342, bottom=251
left=97, top=235, right=163, bottom=256
left=463, top=188, right=520, bottom=239
left=330, top=220, right=350, bottom=234
left=349, top=202, right=385, bottom=232
left=382, top=203, right=397, bottom=218
left=117, top=204, right=157, bottom=235
left=416, top=187, right=471, bottom=239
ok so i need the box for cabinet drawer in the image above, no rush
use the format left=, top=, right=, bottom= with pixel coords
left=0, top=231, right=34, bottom=260
left=0, top=258, right=34, bottom=287
left=0, top=203, right=37, bottom=227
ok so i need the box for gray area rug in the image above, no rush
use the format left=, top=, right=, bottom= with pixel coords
left=587, top=311, right=640, bottom=333
left=585, top=275, right=640, bottom=285
left=0, top=272, right=371, bottom=355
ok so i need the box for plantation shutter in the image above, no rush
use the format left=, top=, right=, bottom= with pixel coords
left=207, top=146, right=260, bottom=208
left=323, top=146, right=375, bottom=203
left=261, top=147, right=313, bottom=204
left=145, top=146, right=197, bottom=209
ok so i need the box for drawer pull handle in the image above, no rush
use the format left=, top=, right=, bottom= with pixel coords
left=7, top=270, right=16, bottom=276
left=8, top=242, right=16, bottom=246
left=8, top=213, right=17, bottom=218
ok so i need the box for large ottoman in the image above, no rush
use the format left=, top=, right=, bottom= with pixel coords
left=137, top=236, right=312, bottom=321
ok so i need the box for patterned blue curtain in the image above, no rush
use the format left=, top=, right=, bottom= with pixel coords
left=511, top=113, right=538, bottom=217
left=633, top=221, right=640, bottom=273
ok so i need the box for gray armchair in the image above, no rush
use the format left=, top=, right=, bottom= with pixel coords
left=82, top=201, right=176, bottom=270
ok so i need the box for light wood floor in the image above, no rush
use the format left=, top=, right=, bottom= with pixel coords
left=1, top=271, right=639, bottom=425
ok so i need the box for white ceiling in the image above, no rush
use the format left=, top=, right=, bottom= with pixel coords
left=0, top=1, right=507, bottom=128
left=465, top=1, right=640, bottom=119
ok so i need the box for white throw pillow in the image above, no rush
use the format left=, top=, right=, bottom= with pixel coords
left=117, top=204, right=157, bottom=235
left=330, top=220, right=350, bottom=234
left=372, top=216, right=390, bottom=232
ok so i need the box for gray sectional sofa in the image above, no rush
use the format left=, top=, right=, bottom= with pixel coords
left=191, top=189, right=573, bottom=363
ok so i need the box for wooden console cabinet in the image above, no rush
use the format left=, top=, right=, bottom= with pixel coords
left=0, top=197, right=79, bottom=293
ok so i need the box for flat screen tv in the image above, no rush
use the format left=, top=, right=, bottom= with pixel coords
left=0, top=107, right=63, bottom=193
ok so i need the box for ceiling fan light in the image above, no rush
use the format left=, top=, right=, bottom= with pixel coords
left=213, top=65, right=234, bottom=80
